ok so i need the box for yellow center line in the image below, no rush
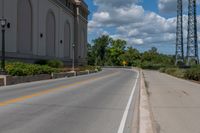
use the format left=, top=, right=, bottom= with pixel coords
left=0, top=71, right=120, bottom=107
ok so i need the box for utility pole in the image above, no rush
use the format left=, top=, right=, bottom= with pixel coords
left=0, top=0, right=10, bottom=74
left=175, top=0, right=184, bottom=65
left=0, top=18, right=6, bottom=73
left=187, top=0, right=199, bottom=65
left=0, top=0, right=7, bottom=73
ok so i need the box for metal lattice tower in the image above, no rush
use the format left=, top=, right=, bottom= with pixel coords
left=176, top=0, right=184, bottom=65
left=187, top=0, right=199, bottom=65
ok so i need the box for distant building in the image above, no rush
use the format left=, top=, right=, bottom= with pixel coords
left=0, top=0, right=89, bottom=65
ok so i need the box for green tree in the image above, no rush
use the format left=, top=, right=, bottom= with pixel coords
left=124, top=47, right=141, bottom=66
left=92, top=35, right=111, bottom=66
left=87, top=36, right=175, bottom=69
left=87, top=43, right=95, bottom=65
left=141, top=47, right=158, bottom=62
left=108, top=39, right=127, bottom=65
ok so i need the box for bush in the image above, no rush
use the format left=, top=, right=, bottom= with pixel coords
left=163, top=67, right=185, bottom=78
left=160, top=66, right=200, bottom=81
left=131, top=60, right=142, bottom=67
left=96, top=66, right=102, bottom=71
left=35, top=60, right=48, bottom=65
left=47, top=60, right=64, bottom=68
left=165, top=68, right=178, bottom=75
left=35, top=59, right=64, bottom=68
left=184, top=67, right=200, bottom=81
left=159, top=67, right=167, bottom=73
left=141, top=62, right=166, bottom=70
left=78, top=66, right=97, bottom=71
left=5, top=62, right=58, bottom=76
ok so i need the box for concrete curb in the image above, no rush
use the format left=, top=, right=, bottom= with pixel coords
left=0, top=70, right=99, bottom=86
left=139, top=70, right=155, bottom=133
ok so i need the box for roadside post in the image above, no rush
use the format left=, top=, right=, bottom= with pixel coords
left=0, top=18, right=7, bottom=74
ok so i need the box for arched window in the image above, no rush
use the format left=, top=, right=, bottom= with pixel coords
left=17, top=0, right=32, bottom=54
left=46, top=11, right=56, bottom=57
left=64, top=22, right=71, bottom=58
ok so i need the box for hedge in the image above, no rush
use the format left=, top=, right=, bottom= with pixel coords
left=5, top=62, right=58, bottom=76
left=35, top=59, right=64, bottom=68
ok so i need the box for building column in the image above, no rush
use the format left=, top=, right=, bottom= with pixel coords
left=1, top=0, right=4, bottom=18
left=74, top=1, right=81, bottom=62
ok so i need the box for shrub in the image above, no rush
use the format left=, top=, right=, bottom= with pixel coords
left=35, top=60, right=48, bottom=65
left=164, top=68, right=185, bottom=78
left=35, top=59, right=64, bottom=68
left=172, top=69, right=185, bottom=78
left=5, top=62, right=58, bottom=76
left=159, top=67, right=166, bottom=73
left=131, top=60, right=142, bottom=67
left=47, top=60, right=64, bottom=68
left=78, top=66, right=101, bottom=71
left=96, top=66, right=102, bottom=71
left=184, top=67, right=200, bottom=81
left=141, top=62, right=166, bottom=70
left=165, top=68, right=178, bottom=75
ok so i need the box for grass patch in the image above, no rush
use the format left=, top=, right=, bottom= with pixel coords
left=159, top=65, right=200, bottom=81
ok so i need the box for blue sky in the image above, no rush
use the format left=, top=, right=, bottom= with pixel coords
left=84, top=0, right=200, bottom=56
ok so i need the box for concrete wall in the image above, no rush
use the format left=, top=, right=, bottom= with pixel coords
left=0, top=0, right=2, bottom=17
left=0, top=0, right=88, bottom=65
left=38, top=0, right=60, bottom=57
left=79, top=16, right=87, bottom=59
left=0, top=0, right=2, bottom=50
left=4, top=0, right=18, bottom=53
left=59, top=8, right=74, bottom=59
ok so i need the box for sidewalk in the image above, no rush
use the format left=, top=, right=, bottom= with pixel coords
left=143, top=70, right=200, bottom=133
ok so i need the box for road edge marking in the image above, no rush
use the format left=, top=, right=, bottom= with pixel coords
left=117, top=70, right=139, bottom=133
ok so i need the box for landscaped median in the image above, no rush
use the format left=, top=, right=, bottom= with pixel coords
left=0, top=61, right=101, bottom=86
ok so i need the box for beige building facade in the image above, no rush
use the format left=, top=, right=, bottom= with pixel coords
left=0, top=0, right=89, bottom=65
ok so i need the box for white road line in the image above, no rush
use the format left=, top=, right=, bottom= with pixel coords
left=117, top=70, right=139, bottom=133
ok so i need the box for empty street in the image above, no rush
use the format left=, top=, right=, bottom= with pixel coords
left=0, top=68, right=139, bottom=133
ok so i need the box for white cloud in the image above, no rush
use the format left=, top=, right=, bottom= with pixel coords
left=158, top=0, right=200, bottom=13
left=93, top=12, right=110, bottom=22
left=158, top=0, right=177, bottom=13
left=89, top=5, right=144, bottom=27
left=93, top=0, right=139, bottom=7
left=130, top=38, right=144, bottom=45
left=88, top=0, right=200, bottom=52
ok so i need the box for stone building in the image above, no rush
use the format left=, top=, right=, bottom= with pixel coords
left=0, top=0, right=89, bottom=65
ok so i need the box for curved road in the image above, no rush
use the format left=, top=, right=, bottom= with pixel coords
left=0, top=68, right=139, bottom=133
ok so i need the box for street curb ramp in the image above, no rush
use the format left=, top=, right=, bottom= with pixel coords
left=139, top=70, right=156, bottom=133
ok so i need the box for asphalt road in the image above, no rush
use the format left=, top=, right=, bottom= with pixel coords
left=144, top=70, right=200, bottom=133
left=0, top=68, right=139, bottom=133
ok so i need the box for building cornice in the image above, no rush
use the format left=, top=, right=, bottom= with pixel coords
left=74, top=0, right=89, bottom=15
left=50, top=0, right=75, bottom=16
